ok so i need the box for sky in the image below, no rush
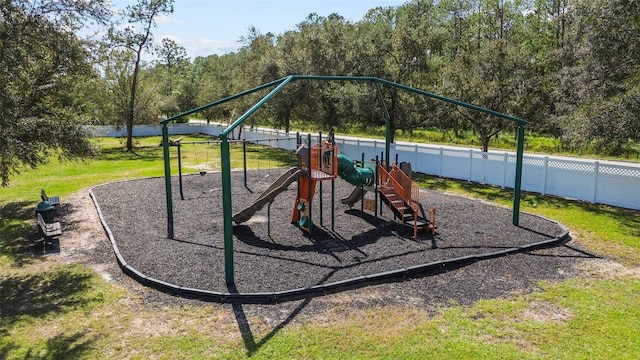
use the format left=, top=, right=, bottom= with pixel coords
left=109, top=0, right=406, bottom=60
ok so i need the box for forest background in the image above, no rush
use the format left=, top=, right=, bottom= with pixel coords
left=2, top=0, right=639, bottom=187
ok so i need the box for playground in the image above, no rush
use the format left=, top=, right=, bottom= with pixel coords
left=90, top=75, right=572, bottom=302
left=90, top=157, right=569, bottom=301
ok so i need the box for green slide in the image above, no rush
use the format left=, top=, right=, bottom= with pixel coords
left=337, top=153, right=374, bottom=207
left=337, top=153, right=374, bottom=186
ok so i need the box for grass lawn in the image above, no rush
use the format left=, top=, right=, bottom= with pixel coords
left=1, top=136, right=639, bottom=359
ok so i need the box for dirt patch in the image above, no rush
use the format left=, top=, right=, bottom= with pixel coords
left=55, top=190, right=122, bottom=284
left=576, top=258, right=640, bottom=279
left=523, top=301, right=572, bottom=324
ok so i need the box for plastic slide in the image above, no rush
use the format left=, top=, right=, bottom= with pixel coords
left=233, top=166, right=307, bottom=224
left=341, top=186, right=366, bottom=207
left=336, top=153, right=374, bottom=206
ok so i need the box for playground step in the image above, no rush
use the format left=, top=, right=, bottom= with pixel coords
left=380, top=192, right=413, bottom=220
left=401, top=213, right=431, bottom=227
left=413, top=218, right=430, bottom=227
left=378, top=188, right=436, bottom=236
left=380, top=191, right=396, bottom=199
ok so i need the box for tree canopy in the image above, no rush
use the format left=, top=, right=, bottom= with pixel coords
left=179, top=0, right=638, bottom=154
left=0, top=0, right=110, bottom=186
left=2, top=0, right=639, bottom=185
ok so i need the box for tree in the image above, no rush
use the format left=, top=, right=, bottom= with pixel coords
left=97, top=49, right=162, bottom=129
left=556, top=0, right=640, bottom=155
left=156, top=38, right=187, bottom=117
left=157, top=38, right=187, bottom=96
left=439, top=0, right=536, bottom=152
left=354, top=1, right=446, bottom=141
left=0, top=0, right=110, bottom=186
left=108, top=0, right=174, bottom=151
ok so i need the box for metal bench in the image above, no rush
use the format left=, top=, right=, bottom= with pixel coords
left=40, top=188, right=60, bottom=206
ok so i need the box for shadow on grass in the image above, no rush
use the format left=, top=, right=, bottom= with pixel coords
left=0, top=201, right=39, bottom=265
left=0, top=266, right=98, bottom=357
left=0, top=265, right=96, bottom=329
left=228, top=282, right=315, bottom=357
left=0, top=332, right=95, bottom=360
left=98, top=146, right=164, bottom=162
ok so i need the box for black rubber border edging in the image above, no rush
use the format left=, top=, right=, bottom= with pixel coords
left=89, top=187, right=571, bottom=304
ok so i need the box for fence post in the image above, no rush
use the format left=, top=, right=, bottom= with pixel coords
left=593, top=161, right=600, bottom=204
left=542, top=156, right=549, bottom=195
left=468, top=149, right=473, bottom=182
left=414, top=144, right=419, bottom=173
left=502, top=153, right=508, bottom=188
left=391, top=142, right=396, bottom=165
left=439, top=147, right=444, bottom=177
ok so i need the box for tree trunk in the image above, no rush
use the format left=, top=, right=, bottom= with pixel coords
left=387, top=89, right=398, bottom=143
left=284, top=106, right=291, bottom=134
left=126, top=47, right=143, bottom=151
left=481, top=134, right=490, bottom=153
left=453, top=118, right=460, bottom=138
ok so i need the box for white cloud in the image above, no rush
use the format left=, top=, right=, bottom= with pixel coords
left=158, top=34, right=240, bottom=58
left=156, top=14, right=183, bottom=25
left=190, top=38, right=240, bottom=56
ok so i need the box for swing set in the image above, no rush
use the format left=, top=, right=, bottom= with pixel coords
left=167, top=136, right=290, bottom=200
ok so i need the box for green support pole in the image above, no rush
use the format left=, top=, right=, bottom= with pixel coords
left=385, top=120, right=391, bottom=171
left=177, top=144, right=184, bottom=201
left=220, top=135, right=235, bottom=285
left=512, top=125, right=525, bottom=226
left=318, top=131, right=323, bottom=227
left=243, top=140, right=249, bottom=191
left=360, top=152, right=365, bottom=216
left=375, top=83, right=392, bottom=171
left=307, top=133, right=313, bottom=235
left=161, top=124, right=174, bottom=239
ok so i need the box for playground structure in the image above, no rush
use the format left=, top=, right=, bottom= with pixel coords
left=232, top=132, right=436, bottom=239
left=164, top=131, right=437, bottom=238
left=160, top=75, right=530, bottom=286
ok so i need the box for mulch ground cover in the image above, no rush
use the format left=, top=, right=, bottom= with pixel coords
left=90, top=169, right=593, bottom=304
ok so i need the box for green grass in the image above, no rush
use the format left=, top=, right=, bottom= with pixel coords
left=414, top=174, right=640, bottom=266
left=1, top=137, right=639, bottom=359
left=250, top=276, right=640, bottom=359
left=0, top=135, right=296, bottom=266
left=1, top=134, right=296, bottom=203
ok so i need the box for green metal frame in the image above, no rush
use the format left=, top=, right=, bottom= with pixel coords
left=159, top=75, right=528, bottom=285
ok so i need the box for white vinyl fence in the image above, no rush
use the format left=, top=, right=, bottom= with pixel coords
left=90, top=124, right=640, bottom=211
